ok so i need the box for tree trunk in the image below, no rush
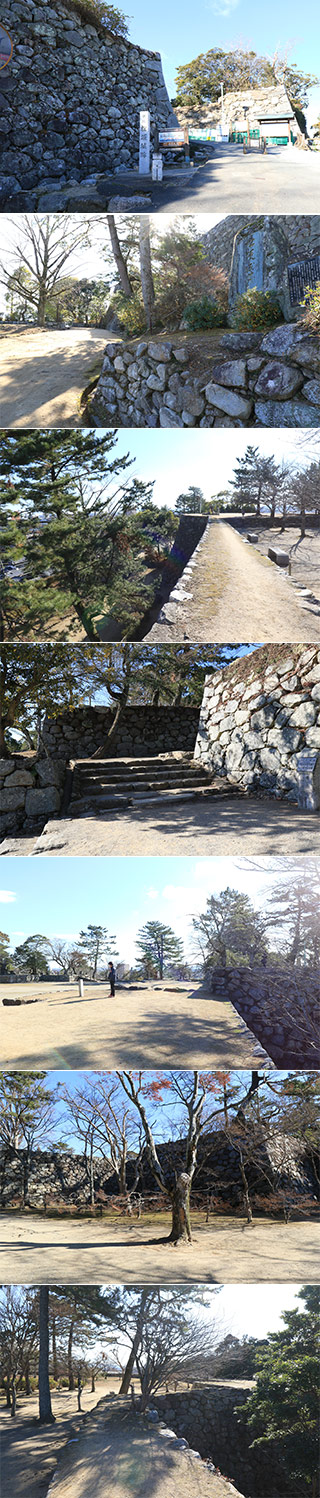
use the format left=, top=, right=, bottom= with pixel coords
left=107, top=216, right=134, bottom=297
left=68, top=1318, right=75, bottom=1390
left=5, top=1378, right=11, bottom=1408
left=119, top=1289, right=149, bottom=1395
left=25, top=1359, right=31, bottom=1397
left=167, top=1175, right=192, bottom=1243
left=91, top=1371, right=95, bottom=1393
left=52, top=1316, right=58, bottom=1382
left=10, top=1377, right=16, bottom=1417
left=38, top=1287, right=55, bottom=1423
left=89, top=1140, right=95, bottom=1206
left=139, top=218, right=155, bottom=332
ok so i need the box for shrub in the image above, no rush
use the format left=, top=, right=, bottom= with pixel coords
left=109, top=287, right=146, bottom=335
left=155, top=258, right=228, bottom=330
left=232, top=287, right=283, bottom=329
left=63, top=0, right=129, bottom=38
left=182, top=294, right=226, bottom=329
left=299, top=281, right=320, bottom=333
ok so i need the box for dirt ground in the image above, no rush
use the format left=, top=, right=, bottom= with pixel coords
left=0, top=979, right=265, bottom=1070
left=0, top=327, right=108, bottom=428
left=147, top=521, right=320, bottom=642
left=41, top=1397, right=245, bottom=1498
left=11, top=795, right=319, bottom=858
left=0, top=1212, right=318, bottom=1284
left=0, top=1382, right=115, bottom=1498
left=247, top=525, right=320, bottom=594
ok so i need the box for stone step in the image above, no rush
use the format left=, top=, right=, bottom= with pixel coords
left=73, top=768, right=209, bottom=791
left=73, top=753, right=194, bottom=774
left=70, top=784, right=220, bottom=816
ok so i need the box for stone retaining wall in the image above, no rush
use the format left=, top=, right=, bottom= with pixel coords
left=0, top=756, right=66, bottom=841
left=195, top=644, right=320, bottom=804
left=153, top=1385, right=301, bottom=1498
left=210, top=968, right=320, bottom=1066
left=1, top=0, right=175, bottom=200
left=42, top=705, right=200, bottom=759
left=89, top=327, right=320, bottom=429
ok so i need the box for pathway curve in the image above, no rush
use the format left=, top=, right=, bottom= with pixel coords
left=0, top=327, right=108, bottom=428
left=41, top=1396, right=245, bottom=1498
left=148, top=522, right=320, bottom=642
left=0, top=979, right=263, bottom=1070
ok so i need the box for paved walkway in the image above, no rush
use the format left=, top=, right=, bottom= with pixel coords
left=147, top=522, right=320, bottom=642
left=0, top=327, right=107, bottom=427
left=0, top=980, right=262, bottom=1070
left=26, top=798, right=320, bottom=857
left=39, top=1396, right=245, bottom=1498
left=151, top=142, right=320, bottom=212
left=1, top=1216, right=317, bottom=1285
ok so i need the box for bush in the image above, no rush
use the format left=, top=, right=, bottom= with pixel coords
left=109, top=287, right=146, bottom=335
left=182, top=294, right=226, bottom=329
left=299, top=281, right=320, bottom=333
left=63, top=0, right=129, bottom=37
left=232, top=287, right=283, bottom=329
left=155, top=256, right=228, bottom=330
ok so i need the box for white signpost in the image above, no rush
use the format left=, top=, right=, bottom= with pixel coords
left=295, top=750, right=320, bottom=811
left=139, top=110, right=150, bottom=174
left=152, top=152, right=163, bottom=181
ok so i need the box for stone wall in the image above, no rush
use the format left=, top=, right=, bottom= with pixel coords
left=0, top=1146, right=113, bottom=1208
left=176, top=82, right=297, bottom=139
left=209, top=969, right=320, bottom=1066
left=0, top=756, right=66, bottom=841
left=194, top=644, right=320, bottom=805
left=1, top=0, right=175, bottom=200
left=89, top=327, right=320, bottom=429
left=42, top=704, right=200, bottom=760
left=153, top=1385, right=302, bottom=1498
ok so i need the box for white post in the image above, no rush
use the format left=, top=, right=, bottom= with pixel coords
left=139, top=110, right=150, bottom=174
left=78, top=978, right=84, bottom=997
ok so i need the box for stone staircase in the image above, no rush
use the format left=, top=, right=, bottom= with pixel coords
left=68, top=752, right=219, bottom=817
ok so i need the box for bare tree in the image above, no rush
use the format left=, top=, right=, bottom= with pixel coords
left=1, top=216, right=90, bottom=327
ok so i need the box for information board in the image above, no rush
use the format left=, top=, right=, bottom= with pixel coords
left=288, top=254, right=320, bottom=305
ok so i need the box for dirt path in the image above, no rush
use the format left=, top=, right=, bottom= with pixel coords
left=38, top=1396, right=245, bottom=1498
left=0, top=327, right=108, bottom=428
left=0, top=1383, right=114, bottom=1498
left=1, top=1214, right=318, bottom=1285
left=148, top=523, right=320, bottom=642
left=0, top=979, right=264, bottom=1070
left=19, top=795, right=320, bottom=857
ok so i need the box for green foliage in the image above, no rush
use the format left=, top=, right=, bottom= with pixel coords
left=109, top=226, right=228, bottom=333
left=299, top=281, right=320, bottom=334
left=193, top=887, right=268, bottom=969
left=110, top=287, right=146, bottom=335
left=174, top=46, right=318, bottom=112
left=240, top=1287, right=320, bottom=1490
left=136, top=921, right=184, bottom=978
left=232, top=288, right=283, bottom=330
left=182, top=294, right=226, bottom=329
left=63, top=0, right=129, bottom=37
left=175, top=486, right=206, bottom=514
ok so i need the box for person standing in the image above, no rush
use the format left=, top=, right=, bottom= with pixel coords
left=108, top=960, right=116, bottom=997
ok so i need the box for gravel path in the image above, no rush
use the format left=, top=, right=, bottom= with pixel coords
left=147, top=522, right=320, bottom=642
left=1, top=1215, right=318, bottom=1286
left=0, top=979, right=262, bottom=1070
left=0, top=1384, right=114, bottom=1498
left=0, top=327, right=107, bottom=428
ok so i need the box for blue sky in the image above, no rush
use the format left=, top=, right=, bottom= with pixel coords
left=0, top=854, right=283, bottom=963
left=126, top=0, right=320, bottom=117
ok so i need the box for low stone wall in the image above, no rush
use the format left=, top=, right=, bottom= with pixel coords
left=0, top=1146, right=114, bottom=1207
left=0, top=756, right=66, bottom=841
left=42, top=705, right=200, bottom=760
left=1, top=0, right=175, bottom=202
left=89, top=327, right=320, bottom=429
left=195, top=644, right=320, bottom=805
left=153, top=1385, right=300, bottom=1498
left=210, top=969, right=320, bottom=1066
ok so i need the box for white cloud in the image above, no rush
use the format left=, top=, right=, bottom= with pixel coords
left=146, top=887, right=159, bottom=901
left=207, top=0, right=240, bottom=13
left=0, top=889, right=17, bottom=903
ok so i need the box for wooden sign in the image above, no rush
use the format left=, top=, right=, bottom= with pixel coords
left=158, top=129, right=185, bottom=146
left=0, top=23, right=13, bottom=69
left=288, top=254, right=320, bottom=305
